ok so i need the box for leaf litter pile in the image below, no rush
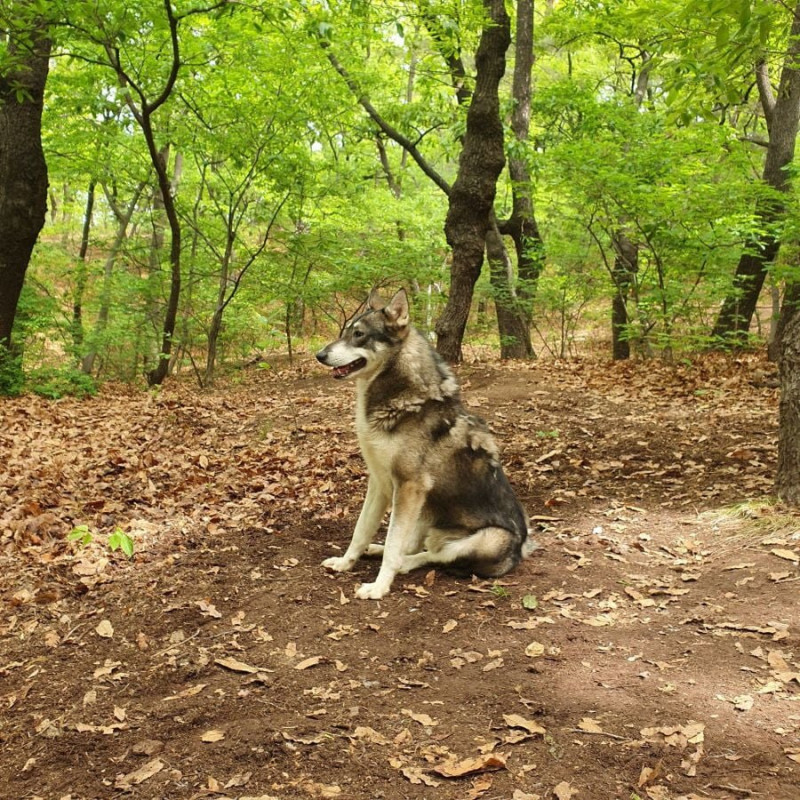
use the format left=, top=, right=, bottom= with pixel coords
left=1, top=353, right=799, bottom=800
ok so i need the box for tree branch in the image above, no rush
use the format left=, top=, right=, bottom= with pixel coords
left=320, top=42, right=451, bottom=196
left=755, top=59, right=776, bottom=131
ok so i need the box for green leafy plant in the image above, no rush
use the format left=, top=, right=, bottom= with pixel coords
left=68, top=525, right=134, bottom=558
left=27, top=366, right=97, bottom=399
left=108, top=528, right=135, bottom=558
left=67, top=524, right=93, bottom=547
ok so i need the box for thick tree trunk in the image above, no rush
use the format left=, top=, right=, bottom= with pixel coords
left=776, top=281, right=800, bottom=504
left=436, top=0, right=510, bottom=362
left=713, top=6, right=800, bottom=344
left=611, top=231, right=638, bottom=360
left=0, top=13, right=51, bottom=361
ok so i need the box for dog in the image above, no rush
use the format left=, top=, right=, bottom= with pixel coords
left=315, top=288, right=534, bottom=599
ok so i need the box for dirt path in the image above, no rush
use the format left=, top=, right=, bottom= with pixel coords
left=1, top=355, right=798, bottom=800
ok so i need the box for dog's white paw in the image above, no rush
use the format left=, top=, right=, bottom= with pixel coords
left=322, top=556, right=354, bottom=572
left=355, top=581, right=389, bottom=600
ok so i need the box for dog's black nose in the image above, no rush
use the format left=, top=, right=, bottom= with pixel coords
left=315, top=349, right=327, bottom=364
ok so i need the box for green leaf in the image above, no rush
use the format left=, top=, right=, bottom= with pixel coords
left=108, top=529, right=134, bottom=558
left=522, top=594, right=538, bottom=610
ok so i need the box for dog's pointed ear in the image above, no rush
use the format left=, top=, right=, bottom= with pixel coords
left=383, top=289, right=409, bottom=329
left=367, top=288, right=386, bottom=311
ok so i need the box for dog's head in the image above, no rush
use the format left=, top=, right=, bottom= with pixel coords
left=316, top=288, right=410, bottom=381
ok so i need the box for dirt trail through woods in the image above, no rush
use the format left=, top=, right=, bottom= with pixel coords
left=1, top=355, right=799, bottom=800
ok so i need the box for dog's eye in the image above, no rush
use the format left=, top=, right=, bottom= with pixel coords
left=352, top=329, right=364, bottom=341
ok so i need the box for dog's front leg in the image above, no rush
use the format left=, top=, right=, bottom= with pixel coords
left=323, top=477, right=390, bottom=573
left=356, top=482, right=426, bottom=600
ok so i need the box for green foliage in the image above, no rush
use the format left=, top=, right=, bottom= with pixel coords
left=108, top=528, right=135, bottom=558
left=0, top=347, right=24, bottom=396
left=27, top=366, right=97, bottom=399
left=68, top=525, right=135, bottom=558
left=7, top=0, right=797, bottom=375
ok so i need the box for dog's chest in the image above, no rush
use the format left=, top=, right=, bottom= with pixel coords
left=355, top=386, right=397, bottom=478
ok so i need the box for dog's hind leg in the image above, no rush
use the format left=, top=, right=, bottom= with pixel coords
left=323, top=478, right=390, bottom=572
left=399, top=527, right=519, bottom=577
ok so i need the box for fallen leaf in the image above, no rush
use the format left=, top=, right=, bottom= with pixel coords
left=115, top=758, right=164, bottom=788
left=215, top=657, right=260, bottom=674
left=195, top=599, right=222, bottom=618
left=351, top=726, right=389, bottom=745
left=503, top=713, right=546, bottom=736
left=442, top=619, right=458, bottom=633
left=164, top=683, right=208, bottom=701
left=201, top=729, right=225, bottom=742
left=294, top=656, right=322, bottom=670
left=95, top=619, right=114, bottom=639
left=400, top=766, right=440, bottom=786
left=525, top=641, right=545, bottom=658
left=770, top=548, right=799, bottom=564
left=402, top=708, right=437, bottom=727
left=553, top=780, right=578, bottom=799
left=432, top=753, right=507, bottom=778
left=577, top=717, right=603, bottom=734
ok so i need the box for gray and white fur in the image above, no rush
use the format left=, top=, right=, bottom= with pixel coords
left=316, top=288, right=534, bottom=599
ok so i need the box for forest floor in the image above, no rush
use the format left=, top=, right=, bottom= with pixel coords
left=2, top=351, right=800, bottom=800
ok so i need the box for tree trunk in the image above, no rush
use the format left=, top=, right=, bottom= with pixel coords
left=611, top=231, right=638, bottom=360
left=82, top=181, right=145, bottom=375
left=498, top=0, right=544, bottom=341
left=146, top=132, right=182, bottom=387
left=776, top=280, right=800, bottom=504
left=0, top=11, right=51, bottom=364
left=713, top=6, right=800, bottom=344
left=72, top=180, right=96, bottom=357
left=436, top=0, right=510, bottom=362
left=487, top=218, right=532, bottom=358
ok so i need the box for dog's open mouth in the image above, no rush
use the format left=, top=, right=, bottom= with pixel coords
left=332, top=358, right=367, bottom=379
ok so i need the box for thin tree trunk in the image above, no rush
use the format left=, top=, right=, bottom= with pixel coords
left=82, top=181, right=145, bottom=375
left=487, top=217, right=532, bottom=358
left=497, top=0, right=543, bottom=346
left=204, top=231, right=234, bottom=386
left=72, top=179, right=96, bottom=357
left=435, top=0, right=510, bottom=362
left=0, top=9, right=50, bottom=366
left=611, top=231, right=638, bottom=360
left=713, top=5, right=800, bottom=344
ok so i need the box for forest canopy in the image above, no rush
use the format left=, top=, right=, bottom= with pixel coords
left=1, top=0, right=799, bottom=400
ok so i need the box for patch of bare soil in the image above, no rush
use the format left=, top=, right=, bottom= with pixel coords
left=2, top=353, right=799, bottom=800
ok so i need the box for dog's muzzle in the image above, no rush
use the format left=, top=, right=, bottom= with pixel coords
left=316, top=349, right=367, bottom=380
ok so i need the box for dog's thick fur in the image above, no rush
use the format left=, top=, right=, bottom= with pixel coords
left=316, top=289, right=534, bottom=599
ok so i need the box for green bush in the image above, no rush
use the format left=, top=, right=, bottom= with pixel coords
left=0, top=348, right=24, bottom=396
left=26, top=366, right=98, bottom=399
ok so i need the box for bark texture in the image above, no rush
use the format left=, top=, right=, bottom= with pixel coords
left=496, top=0, right=542, bottom=358
left=776, top=281, right=800, bottom=504
left=435, top=0, right=510, bottom=362
left=611, top=231, right=638, bottom=360
left=0, top=13, right=51, bottom=355
left=712, top=5, right=800, bottom=344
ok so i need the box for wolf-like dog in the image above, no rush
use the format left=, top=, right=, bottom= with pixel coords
left=316, top=288, right=534, bottom=599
